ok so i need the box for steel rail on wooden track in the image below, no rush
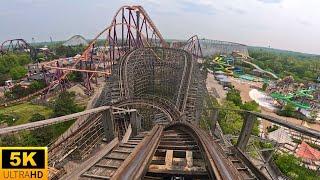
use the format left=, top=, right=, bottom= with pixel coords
left=166, top=121, right=241, bottom=180
left=109, top=121, right=244, bottom=179
left=111, top=124, right=164, bottom=179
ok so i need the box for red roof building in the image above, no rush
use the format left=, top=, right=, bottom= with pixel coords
left=296, top=141, right=320, bottom=161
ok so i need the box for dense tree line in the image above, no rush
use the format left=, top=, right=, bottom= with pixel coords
left=0, top=53, right=31, bottom=85
left=249, top=48, right=320, bottom=82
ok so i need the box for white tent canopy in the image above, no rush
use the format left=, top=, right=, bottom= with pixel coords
left=268, top=127, right=293, bottom=144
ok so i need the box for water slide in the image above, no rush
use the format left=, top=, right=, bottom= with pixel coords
left=296, top=89, right=314, bottom=99
left=270, top=92, right=311, bottom=109
left=241, top=59, right=279, bottom=79
left=225, top=66, right=234, bottom=75
left=235, top=53, right=279, bottom=79
left=213, top=56, right=234, bottom=76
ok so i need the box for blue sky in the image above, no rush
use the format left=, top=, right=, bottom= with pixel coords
left=1, top=0, right=320, bottom=54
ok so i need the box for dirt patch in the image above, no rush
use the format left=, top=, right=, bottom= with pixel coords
left=229, top=77, right=263, bottom=102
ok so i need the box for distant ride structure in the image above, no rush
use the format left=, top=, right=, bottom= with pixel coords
left=270, top=89, right=314, bottom=110
left=212, top=56, right=234, bottom=76
left=0, top=38, right=37, bottom=61
left=199, top=39, right=249, bottom=57
left=63, top=35, right=88, bottom=46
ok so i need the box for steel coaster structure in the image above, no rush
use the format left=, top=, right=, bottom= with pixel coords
left=42, top=5, right=169, bottom=96
left=0, top=38, right=37, bottom=61
left=0, top=5, right=170, bottom=106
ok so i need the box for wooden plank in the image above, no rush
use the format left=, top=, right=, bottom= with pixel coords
left=186, top=151, right=193, bottom=167
left=60, top=138, right=118, bottom=180
left=82, top=173, right=110, bottom=179
left=148, top=165, right=207, bottom=175
left=165, top=150, right=173, bottom=168
left=121, top=124, right=132, bottom=143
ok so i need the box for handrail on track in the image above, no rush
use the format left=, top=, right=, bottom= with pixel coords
left=210, top=106, right=320, bottom=139
left=0, top=106, right=112, bottom=135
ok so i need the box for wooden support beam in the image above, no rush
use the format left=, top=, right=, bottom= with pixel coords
left=0, top=106, right=111, bottom=135
left=236, top=113, right=256, bottom=151
left=129, top=110, right=139, bottom=136
left=211, top=108, right=219, bottom=132
left=102, top=108, right=115, bottom=142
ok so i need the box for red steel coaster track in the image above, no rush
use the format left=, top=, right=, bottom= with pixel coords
left=43, top=5, right=168, bottom=96
left=2, top=5, right=169, bottom=106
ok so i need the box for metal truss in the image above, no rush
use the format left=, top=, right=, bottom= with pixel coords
left=0, top=39, right=37, bottom=61
left=43, top=5, right=168, bottom=96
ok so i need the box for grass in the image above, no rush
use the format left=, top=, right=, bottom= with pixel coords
left=0, top=103, right=53, bottom=126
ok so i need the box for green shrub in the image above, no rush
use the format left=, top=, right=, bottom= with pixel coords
left=274, top=153, right=319, bottom=180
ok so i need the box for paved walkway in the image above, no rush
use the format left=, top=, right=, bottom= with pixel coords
left=206, top=73, right=226, bottom=104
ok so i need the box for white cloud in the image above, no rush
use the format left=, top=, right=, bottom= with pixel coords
left=1, top=0, right=320, bottom=54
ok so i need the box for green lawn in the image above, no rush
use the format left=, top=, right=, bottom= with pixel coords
left=0, top=103, right=52, bottom=126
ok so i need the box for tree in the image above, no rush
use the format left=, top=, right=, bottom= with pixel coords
left=241, top=101, right=259, bottom=112
left=29, top=113, right=45, bottom=122
left=309, top=110, right=318, bottom=122
left=226, top=89, right=242, bottom=106
left=68, top=71, right=83, bottom=82
left=0, top=74, right=10, bottom=86
left=274, top=153, right=318, bottom=180
left=279, top=103, right=296, bottom=117
left=0, top=135, right=22, bottom=146
left=5, top=80, right=45, bottom=100
left=262, top=82, right=268, bottom=91
left=54, top=45, right=85, bottom=57
left=248, top=48, right=320, bottom=83
left=218, top=101, right=244, bottom=135
left=9, top=66, right=27, bottom=80
left=10, top=85, right=29, bottom=99
left=26, top=113, right=54, bottom=146
left=53, top=91, right=82, bottom=117
left=29, top=80, right=45, bottom=92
